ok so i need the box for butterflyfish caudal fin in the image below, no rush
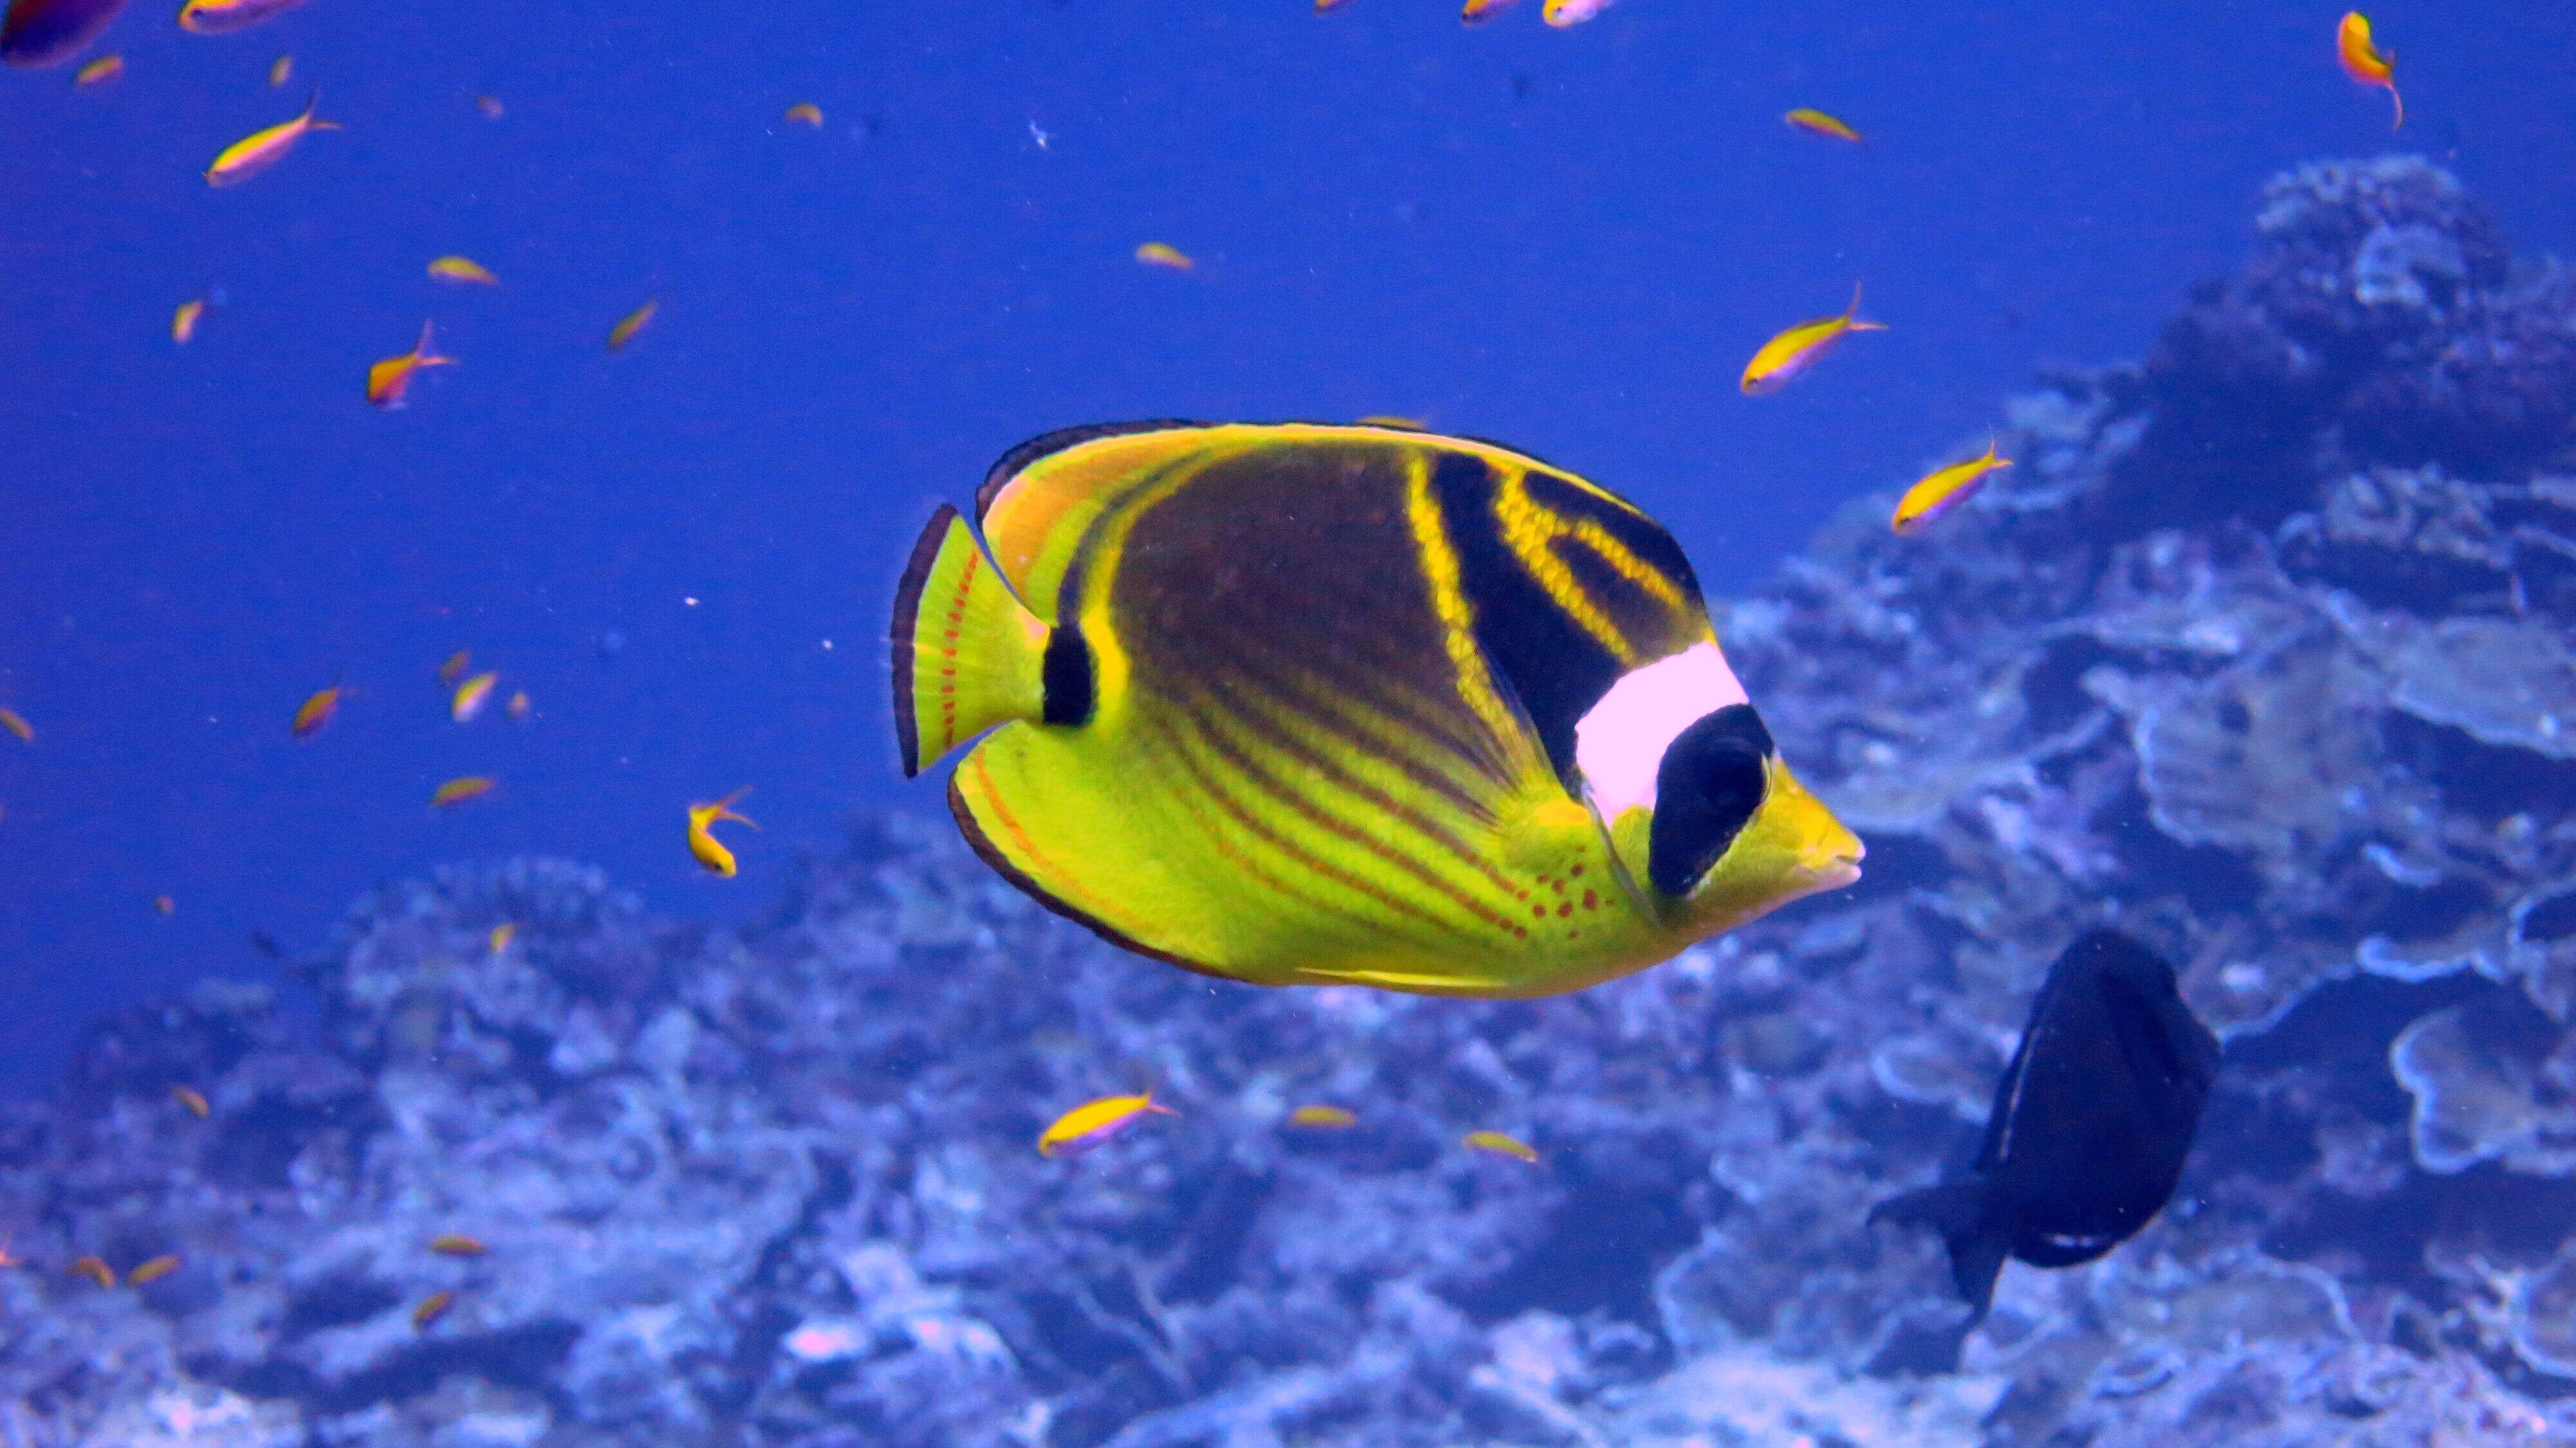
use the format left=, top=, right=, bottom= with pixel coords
left=892, top=504, right=1094, bottom=776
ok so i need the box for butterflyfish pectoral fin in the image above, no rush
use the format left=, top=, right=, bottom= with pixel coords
left=892, top=505, right=1068, bottom=776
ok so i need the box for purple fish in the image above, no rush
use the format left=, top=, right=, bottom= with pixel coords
left=1, top=0, right=131, bottom=66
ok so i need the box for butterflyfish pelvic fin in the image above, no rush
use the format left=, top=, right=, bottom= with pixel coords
left=893, top=504, right=1065, bottom=776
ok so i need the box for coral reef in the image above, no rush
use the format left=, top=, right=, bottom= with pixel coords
left=7, top=154, right=2576, bottom=1444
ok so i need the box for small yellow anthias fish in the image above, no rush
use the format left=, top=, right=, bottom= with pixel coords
left=1287, top=1105, right=1357, bottom=1129
left=67, top=1255, right=113, bottom=1288
left=368, top=320, right=453, bottom=410
left=1891, top=439, right=2011, bottom=535
left=1464, top=1130, right=1540, bottom=1163
left=607, top=300, right=657, bottom=352
left=506, top=690, right=531, bottom=722
left=450, top=671, right=498, bottom=722
left=2337, top=12, right=2401, bottom=129
left=170, top=1085, right=209, bottom=1118
left=427, top=255, right=498, bottom=287
left=687, top=788, right=756, bottom=876
left=1740, top=284, right=1884, bottom=395
left=1784, top=108, right=1862, bottom=144
left=267, top=52, right=289, bottom=86
left=430, top=776, right=494, bottom=809
left=892, top=423, right=1862, bottom=997
left=1540, top=0, right=1612, bottom=25
left=177, top=0, right=304, bottom=34
left=1133, top=242, right=1193, bottom=271
left=291, top=684, right=339, bottom=738
left=412, top=1290, right=455, bottom=1328
left=126, top=1253, right=180, bottom=1285
left=428, top=1233, right=487, bottom=1257
left=205, top=90, right=338, bottom=187
left=72, top=52, right=118, bottom=86
left=782, top=101, right=822, bottom=127
left=487, top=922, right=514, bottom=955
left=1459, top=0, right=1524, bottom=23
left=1036, top=1091, right=1179, bottom=1158
left=172, top=298, right=205, bottom=344
left=0, top=709, right=31, bottom=743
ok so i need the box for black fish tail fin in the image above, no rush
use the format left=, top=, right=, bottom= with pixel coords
left=1871, top=1179, right=2008, bottom=1322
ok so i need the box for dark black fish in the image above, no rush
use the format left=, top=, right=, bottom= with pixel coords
left=1871, top=928, right=2221, bottom=1321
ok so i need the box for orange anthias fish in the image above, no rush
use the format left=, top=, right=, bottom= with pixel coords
left=1037, top=1092, right=1178, bottom=1158
left=1540, top=0, right=1611, bottom=24
left=66, top=1255, right=113, bottom=1288
left=0, top=0, right=130, bottom=68
left=292, top=685, right=340, bottom=738
left=1459, top=0, right=1524, bottom=23
left=205, top=90, right=337, bottom=187
left=126, top=1253, right=180, bottom=1285
left=0, top=709, right=29, bottom=743
left=1892, top=438, right=2011, bottom=535
left=1464, top=1129, right=1540, bottom=1163
left=428, top=1233, right=487, bottom=1257
left=412, top=1290, right=455, bottom=1328
left=450, top=671, right=498, bottom=722
left=687, top=788, right=756, bottom=876
left=367, top=320, right=453, bottom=410
left=267, top=52, right=288, bottom=86
left=782, top=101, right=822, bottom=127
left=71, top=52, right=118, bottom=84
left=438, top=650, right=471, bottom=686
left=172, top=298, right=205, bottom=344
left=170, top=1085, right=210, bottom=1118
left=607, top=301, right=657, bottom=351
left=1740, top=284, right=1884, bottom=395
left=1133, top=242, right=1193, bottom=271
left=506, top=690, right=531, bottom=722
left=487, top=922, right=514, bottom=955
left=176, top=0, right=304, bottom=34
left=475, top=94, right=504, bottom=120
left=1287, top=1105, right=1356, bottom=1129
left=1784, top=108, right=1862, bottom=144
left=2337, top=12, right=2401, bottom=129
left=430, top=776, right=494, bottom=809
left=153, top=894, right=175, bottom=915
left=427, top=255, right=498, bottom=286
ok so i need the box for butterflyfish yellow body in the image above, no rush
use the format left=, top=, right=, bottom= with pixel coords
left=890, top=423, right=1862, bottom=999
left=1741, top=284, right=1883, bottom=394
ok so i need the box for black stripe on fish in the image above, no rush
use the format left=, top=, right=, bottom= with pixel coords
left=1042, top=620, right=1095, bottom=727
left=1645, top=705, right=1774, bottom=897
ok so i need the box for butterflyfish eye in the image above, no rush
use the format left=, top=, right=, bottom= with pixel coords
left=1646, top=704, right=1774, bottom=897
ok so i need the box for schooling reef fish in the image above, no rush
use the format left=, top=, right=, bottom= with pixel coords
left=177, top=0, right=305, bottom=34
left=1037, top=1091, right=1177, bottom=1158
left=1783, top=108, right=1862, bottom=144
left=0, top=0, right=129, bottom=68
left=1741, top=285, right=1882, bottom=394
left=1891, top=438, right=2010, bottom=535
left=891, top=423, right=1862, bottom=998
left=2336, top=12, right=2401, bottom=129
left=368, top=320, right=451, bottom=409
left=1871, top=929, right=2221, bottom=1322
left=205, top=91, right=336, bottom=187
left=292, top=685, right=340, bottom=738
left=687, top=788, right=755, bottom=876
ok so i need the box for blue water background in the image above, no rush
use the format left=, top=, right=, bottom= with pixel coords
left=2, top=1, right=2571, bottom=1094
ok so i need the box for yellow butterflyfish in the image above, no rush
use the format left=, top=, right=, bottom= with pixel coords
left=891, top=423, right=1862, bottom=999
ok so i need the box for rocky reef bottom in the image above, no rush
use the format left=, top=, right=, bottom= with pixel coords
left=0, top=828, right=2564, bottom=1447
left=13, top=152, right=2576, bottom=1445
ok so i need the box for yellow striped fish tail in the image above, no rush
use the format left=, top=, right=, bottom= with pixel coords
left=893, top=505, right=1064, bottom=777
